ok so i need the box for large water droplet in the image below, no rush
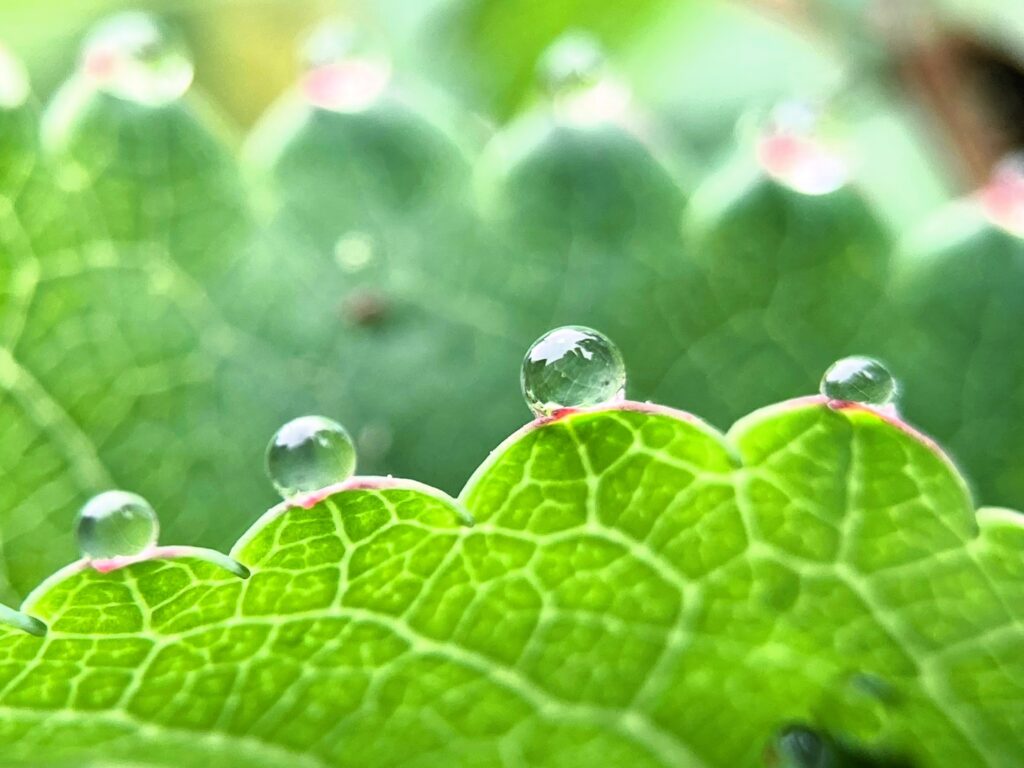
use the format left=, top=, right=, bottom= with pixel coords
left=81, top=12, right=193, bottom=105
left=757, top=101, right=846, bottom=195
left=765, top=725, right=836, bottom=768
left=0, top=45, right=29, bottom=109
left=266, top=415, right=357, bottom=498
left=77, top=490, right=159, bottom=560
left=300, top=19, right=389, bottom=112
left=521, top=326, right=626, bottom=417
left=820, top=356, right=897, bottom=406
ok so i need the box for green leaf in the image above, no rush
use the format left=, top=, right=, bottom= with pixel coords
left=0, top=400, right=1020, bottom=766
left=0, top=80, right=285, bottom=600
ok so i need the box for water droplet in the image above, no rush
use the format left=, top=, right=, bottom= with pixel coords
left=768, top=100, right=821, bottom=136
left=981, top=152, right=1024, bottom=237
left=76, top=490, right=159, bottom=560
left=757, top=101, right=846, bottom=195
left=0, top=45, right=29, bottom=109
left=81, top=12, right=193, bottom=105
left=302, top=19, right=357, bottom=70
left=300, top=19, right=389, bottom=112
left=537, top=31, right=606, bottom=97
left=334, top=231, right=375, bottom=272
left=266, top=415, right=356, bottom=498
left=765, top=725, right=836, bottom=768
left=521, top=326, right=626, bottom=417
left=536, top=32, right=629, bottom=126
left=820, top=356, right=897, bottom=406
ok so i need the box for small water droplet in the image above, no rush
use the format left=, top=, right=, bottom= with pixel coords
left=300, top=19, right=389, bottom=112
left=537, top=31, right=606, bottom=97
left=81, top=12, right=193, bottom=105
left=0, top=45, right=29, bottom=109
left=758, top=101, right=846, bottom=195
left=76, top=490, right=159, bottom=560
left=536, top=32, right=629, bottom=126
left=764, top=725, right=836, bottom=768
left=521, top=326, right=626, bottom=417
left=334, top=231, right=375, bottom=272
left=769, top=101, right=821, bottom=136
left=981, top=152, right=1024, bottom=237
left=820, top=356, right=897, bottom=406
left=266, top=415, right=356, bottom=499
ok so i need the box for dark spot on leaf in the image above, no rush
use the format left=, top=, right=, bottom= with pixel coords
left=341, top=290, right=389, bottom=327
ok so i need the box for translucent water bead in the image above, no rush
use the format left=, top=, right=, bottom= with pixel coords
left=820, top=356, right=896, bottom=406
left=521, top=326, right=626, bottom=417
left=77, top=490, right=159, bottom=559
left=81, top=12, right=193, bottom=105
left=266, top=415, right=357, bottom=498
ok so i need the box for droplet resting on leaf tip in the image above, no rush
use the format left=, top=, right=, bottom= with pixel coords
left=521, top=325, right=626, bottom=417
left=266, top=415, right=357, bottom=499
left=77, top=490, right=159, bottom=560
left=81, top=11, right=193, bottom=105
left=820, top=356, right=897, bottom=408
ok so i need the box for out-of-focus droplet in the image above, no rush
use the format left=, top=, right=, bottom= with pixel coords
left=334, top=230, right=376, bottom=272
left=537, top=30, right=606, bottom=97
left=81, top=12, right=194, bottom=105
left=77, top=490, right=159, bottom=560
left=536, top=31, right=629, bottom=127
left=0, top=45, right=29, bottom=109
left=521, top=326, right=626, bottom=417
left=764, top=725, right=836, bottom=768
left=820, top=356, right=897, bottom=406
left=757, top=101, right=847, bottom=195
left=300, top=19, right=390, bottom=112
left=266, top=415, right=356, bottom=499
left=981, top=153, right=1024, bottom=237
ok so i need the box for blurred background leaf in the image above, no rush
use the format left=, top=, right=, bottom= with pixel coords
left=2, top=0, right=1024, bottom=603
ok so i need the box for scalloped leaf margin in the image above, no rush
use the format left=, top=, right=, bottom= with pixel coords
left=0, top=399, right=1021, bottom=768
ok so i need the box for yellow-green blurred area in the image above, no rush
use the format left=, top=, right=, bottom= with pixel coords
left=4, top=0, right=1024, bottom=227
